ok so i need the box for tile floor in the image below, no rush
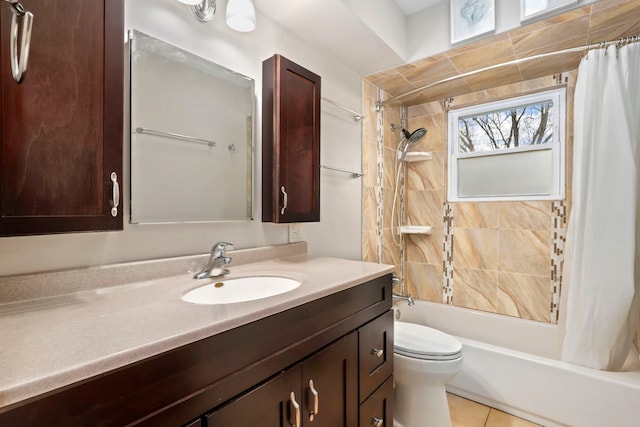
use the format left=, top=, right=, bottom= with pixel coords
left=447, top=393, right=542, bottom=427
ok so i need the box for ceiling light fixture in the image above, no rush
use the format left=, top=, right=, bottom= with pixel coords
left=225, top=0, right=256, bottom=32
left=177, top=0, right=216, bottom=23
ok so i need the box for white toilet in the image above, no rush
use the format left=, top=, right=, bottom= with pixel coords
left=393, top=321, right=463, bottom=427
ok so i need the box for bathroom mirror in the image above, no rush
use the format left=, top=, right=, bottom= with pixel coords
left=129, top=30, right=253, bottom=223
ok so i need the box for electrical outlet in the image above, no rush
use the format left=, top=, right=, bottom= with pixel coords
left=288, top=223, right=303, bottom=243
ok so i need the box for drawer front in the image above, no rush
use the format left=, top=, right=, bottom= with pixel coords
left=358, top=310, right=394, bottom=402
left=359, top=376, right=394, bottom=427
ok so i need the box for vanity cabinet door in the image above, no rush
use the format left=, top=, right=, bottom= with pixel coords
left=262, top=54, right=321, bottom=223
left=359, top=310, right=394, bottom=403
left=0, top=0, right=124, bottom=236
left=358, top=377, right=393, bottom=427
left=205, top=333, right=358, bottom=427
left=205, top=366, right=303, bottom=427
left=302, top=332, right=358, bottom=427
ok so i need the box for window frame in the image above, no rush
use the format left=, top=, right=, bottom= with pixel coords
left=447, top=88, right=566, bottom=202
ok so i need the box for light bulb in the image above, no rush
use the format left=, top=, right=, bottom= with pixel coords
left=226, top=0, right=256, bottom=32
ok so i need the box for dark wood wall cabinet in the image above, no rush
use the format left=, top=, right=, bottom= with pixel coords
left=0, top=0, right=124, bottom=236
left=0, top=274, right=393, bottom=426
left=262, top=54, right=321, bottom=223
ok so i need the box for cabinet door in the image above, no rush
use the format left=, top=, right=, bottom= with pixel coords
left=206, top=366, right=303, bottom=427
left=359, top=377, right=393, bottom=427
left=302, top=332, right=358, bottom=427
left=262, top=54, right=320, bottom=223
left=0, top=0, right=124, bottom=236
left=359, top=311, right=394, bottom=403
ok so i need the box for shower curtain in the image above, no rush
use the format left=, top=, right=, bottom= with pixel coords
left=561, top=42, right=640, bottom=371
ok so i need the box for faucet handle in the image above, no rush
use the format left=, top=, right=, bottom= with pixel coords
left=211, top=241, right=234, bottom=257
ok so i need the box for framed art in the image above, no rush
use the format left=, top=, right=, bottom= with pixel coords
left=450, top=0, right=495, bottom=44
left=520, top=0, right=579, bottom=22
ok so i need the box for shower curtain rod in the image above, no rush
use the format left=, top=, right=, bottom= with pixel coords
left=377, top=34, right=640, bottom=107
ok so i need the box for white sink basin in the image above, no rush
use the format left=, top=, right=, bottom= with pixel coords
left=181, top=276, right=302, bottom=304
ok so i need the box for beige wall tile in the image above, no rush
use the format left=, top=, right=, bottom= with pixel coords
left=362, top=186, right=377, bottom=231
left=362, top=141, right=377, bottom=187
left=454, top=202, right=499, bottom=229
left=383, top=187, right=396, bottom=230
left=497, top=272, right=551, bottom=322
left=383, top=105, right=402, bottom=149
left=406, top=151, right=446, bottom=191
left=453, top=267, right=498, bottom=313
left=383, top=147, right=399, bottom=189
left=497, top=201, right=551, bottom=231
left=362, top=229, right=377, bottom=262
left=382, top=228, right=400, bottom=267
left=407, top=100, right=444, bottom=118
left=498, top=230, right=550, bottom=276
left=406, top=261, right=443, bottom=302
left=397, top=55, right=459, bottom=86
left=408, top=113, right=447, bottom=152
left=453, top=228, right=498, bottom=270
left=448, top=393, right=490, bottom=427
left=406, top=189, right=444, bottom=227
left=406, top=227, right=444, bottom=265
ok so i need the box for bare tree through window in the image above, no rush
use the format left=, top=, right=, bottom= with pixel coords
left=458, top=101, right=553, bottom=153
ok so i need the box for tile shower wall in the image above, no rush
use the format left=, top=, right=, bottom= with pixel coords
left=405, top=72, right=576, bottom=323
left=362, top=72, right=576, bottom=323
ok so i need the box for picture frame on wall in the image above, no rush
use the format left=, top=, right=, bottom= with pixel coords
left=520, top=0, right=579, bottom=22
left=450, top=0, right=495, bottom=44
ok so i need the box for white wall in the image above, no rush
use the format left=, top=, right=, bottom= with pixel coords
left=0, top=0, right=363, bottom=276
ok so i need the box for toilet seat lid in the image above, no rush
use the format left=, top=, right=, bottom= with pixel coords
left=394, top=322, right=463, bottom=361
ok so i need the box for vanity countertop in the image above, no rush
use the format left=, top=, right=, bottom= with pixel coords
left=0, top=247, right=393, bottom=409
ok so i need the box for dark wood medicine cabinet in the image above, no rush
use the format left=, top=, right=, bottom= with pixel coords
left=262, top=54, right=321, bottom=223
left=0, top=0, right=124, bottom=236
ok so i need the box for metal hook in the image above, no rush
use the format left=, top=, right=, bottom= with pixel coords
left=2, top=0, right=33, bottom=83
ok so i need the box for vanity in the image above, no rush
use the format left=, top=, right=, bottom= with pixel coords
left=0, top=243, right=394, bottom=426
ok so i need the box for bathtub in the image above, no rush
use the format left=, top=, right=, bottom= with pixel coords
left=394, top=299, right=640, bottom=427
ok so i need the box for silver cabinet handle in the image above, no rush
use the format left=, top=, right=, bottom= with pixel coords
left=281, top=185, right=288, bottom=215
left=110, top=172, right=120, bottom=217
left=308, top=379, right=319, bottom=422
left=7, top=2, right=33, bottom=83
left=371, top=348, right=384, bottom=358
left=289, top=391, right=300, bottom=427
left=371, top=416, right=384, bottom=426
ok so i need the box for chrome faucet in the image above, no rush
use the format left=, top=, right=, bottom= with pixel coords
left=194, top=242, right=234, bottom=279
left=391, top=275, right=415, bottom=306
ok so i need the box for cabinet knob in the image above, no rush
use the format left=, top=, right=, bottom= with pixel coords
left=371, top=348, right=384, bottom=358
left=371, top=416, right=384, bottom=426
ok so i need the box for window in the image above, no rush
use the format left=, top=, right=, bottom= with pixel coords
left=448, top=88, right=565, bottom=202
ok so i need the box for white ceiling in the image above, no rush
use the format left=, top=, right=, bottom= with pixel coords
left=392, top=0, right=445, bottom=15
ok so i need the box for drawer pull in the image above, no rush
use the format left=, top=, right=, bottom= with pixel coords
left=289, top=391, right=300, bottom=427
left=371, top=416, right=384, bottom=426
left=308, top=379, right=319, bottom=421
left=110, top=172, right=120, bottom=217
left=281, top=186, right=288, bottom=215
left=371, top=348, right=384, bottom=358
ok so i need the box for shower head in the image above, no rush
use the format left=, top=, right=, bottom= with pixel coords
left=398, top=127, right=427, bottom=161
left=402, top=127, right=427, bottom=144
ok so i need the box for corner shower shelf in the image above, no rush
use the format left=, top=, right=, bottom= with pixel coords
left=399, top=225, right=433, bottom=235
left=399, top=151, right=432, bottom=162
